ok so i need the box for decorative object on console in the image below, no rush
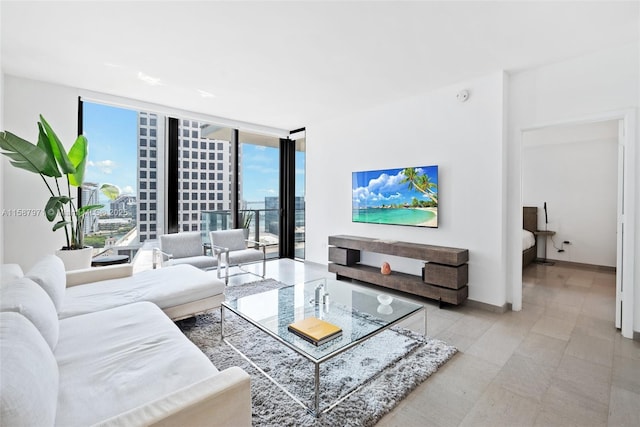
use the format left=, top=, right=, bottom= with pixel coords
left=352, top=165, right=438, bottom=228
left=381, top=262, right=391, bottom=275
left=0, top=116, right=119, bottom=270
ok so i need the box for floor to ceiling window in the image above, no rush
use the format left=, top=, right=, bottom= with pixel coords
left=81, top=101, right=165, bottom=259
left=239, top=131, right=281, bottom=259
left=81, top=99, right=304, bottom=260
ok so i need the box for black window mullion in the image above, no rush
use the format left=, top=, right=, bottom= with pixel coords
left=167, top=117, right=179, bottom=233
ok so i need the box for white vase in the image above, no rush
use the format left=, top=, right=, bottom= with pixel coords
left=55, top=246, right=93, bottom=271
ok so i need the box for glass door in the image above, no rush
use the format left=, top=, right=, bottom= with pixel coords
left=239, top=131, right=281, bottom=259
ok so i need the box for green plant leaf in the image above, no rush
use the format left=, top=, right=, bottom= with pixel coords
left=45, top=196, right=70, bottom=222
left=100, top=183, right=120, bottom=201
left=52, top=220, right=70, bottom=231
left=0, top=131, right=51, bottom=175
left=39, top=115, right=76, bottom=174
left=36, top=122, right=62, bottom=177
left=77, top=204, right=103, bottom=217
left=68, top=135, right=88, bottom=187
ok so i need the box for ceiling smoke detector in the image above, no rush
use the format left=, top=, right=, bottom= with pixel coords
left=456, top=90, right=470, bottom=103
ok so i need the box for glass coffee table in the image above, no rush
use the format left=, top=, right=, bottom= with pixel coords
left=221, top=278, right=425, bottom=416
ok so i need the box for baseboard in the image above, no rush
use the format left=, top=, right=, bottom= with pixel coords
left=546, top=259, right=616, bottom=273
left=465, top=299, right=509, bottom=314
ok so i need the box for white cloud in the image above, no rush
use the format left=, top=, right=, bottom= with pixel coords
left=90, top=160, right=115, bottom=174
left=121, top=185, right=134, bottom=195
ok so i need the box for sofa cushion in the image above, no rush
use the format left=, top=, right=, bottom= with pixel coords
left=25, top=254, right=66, bottom=310
left=55, top=302, right=218, bottom=427
left=58, top=264, right=225, bottom=319
left=0, top=264, right=24, bottom=285
left=0, top=312, right=59, bottom=427
left=0, top=278, right=60, bottom=350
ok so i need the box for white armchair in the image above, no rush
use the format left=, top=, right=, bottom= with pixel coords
left=154, top=231, right=218, bottom=270
left=209, top=229, right=266, bottom=284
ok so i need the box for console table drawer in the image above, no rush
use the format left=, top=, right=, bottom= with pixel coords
left=422, top=263, right=468, bottom=289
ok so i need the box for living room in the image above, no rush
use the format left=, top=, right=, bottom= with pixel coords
left=2, top=1, right=640, bottom=426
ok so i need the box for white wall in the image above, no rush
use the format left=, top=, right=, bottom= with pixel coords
left=2, top=75, right=80, bottom=270
left=307, top=72, right=508, bottom=308
left=522, top=122, right=618, bottom=267
left=507, top=42, right=639, bottom=332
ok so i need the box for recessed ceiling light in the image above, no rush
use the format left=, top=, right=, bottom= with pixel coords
left=137, top=71, right=163, bottom=86
left=198, top=89, right=216, bottom=98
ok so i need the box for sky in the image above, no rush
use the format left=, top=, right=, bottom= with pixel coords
left=83, top=102, right=137, bottom=206
left=83, top=101, right=305, bottom=209
left=352, top=165, right=438, bottom=208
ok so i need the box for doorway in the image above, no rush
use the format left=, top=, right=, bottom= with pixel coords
left=516, top=111, right=636, bottom=339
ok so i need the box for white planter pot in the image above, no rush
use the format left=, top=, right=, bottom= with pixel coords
left=55, top=246, right=93, bottom=271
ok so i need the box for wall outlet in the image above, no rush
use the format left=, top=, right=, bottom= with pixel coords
left=563, top=241, right=571, bottom=245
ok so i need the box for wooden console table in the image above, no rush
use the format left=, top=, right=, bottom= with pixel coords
left=328, top=235, right=469, bottom=305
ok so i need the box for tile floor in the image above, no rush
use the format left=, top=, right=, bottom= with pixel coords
left=135, top=251, right=639, bottom=426
left=225, top=258, right=639, bottom=427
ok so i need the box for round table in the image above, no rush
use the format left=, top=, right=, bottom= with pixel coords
left=91, top=255, right=130, bottom=267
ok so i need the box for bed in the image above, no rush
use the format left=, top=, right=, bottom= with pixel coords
left=523, top=206, right=537, bottom=268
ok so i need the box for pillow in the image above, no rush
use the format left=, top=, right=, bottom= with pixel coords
left=0, top=278, right=60, bottom=350
left=25, top=255, right=66, bottom=311
left=0, top=264, right=24, bottom=285
left=0, top=312, right=59, bottom=427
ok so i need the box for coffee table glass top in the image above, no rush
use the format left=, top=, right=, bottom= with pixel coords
left=222, top=278, right=423, bottom=362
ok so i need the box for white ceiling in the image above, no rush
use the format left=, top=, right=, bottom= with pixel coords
left=1, top=1, right=638, bottom=130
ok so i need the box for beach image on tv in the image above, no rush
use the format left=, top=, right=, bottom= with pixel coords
left=352, top=165, right=438, bottom=228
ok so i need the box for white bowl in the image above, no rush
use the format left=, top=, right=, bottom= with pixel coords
left=377, top=294, right=393, bottom=305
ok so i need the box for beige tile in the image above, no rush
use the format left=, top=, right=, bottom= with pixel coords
left=434, top=329, right=476, bottom=352
left=573, top=314, right=618, bottom=342
left=535, top=396, right=607, bottom=427
left=421, top=353, right=502, bottom=406
left=539, top=383, right=608, bottom=426
left=515, top=332, right=567, bottom=368
left=612, top=355, right=640, bottom=394
left=465, top=323, right=527, bottom=367
left=446, top=315, right=495, bottom=339
left=531, top=316, right=575, bottom=341
left=565, top=331, right=615, bottom=368
left=607, top=385, right=640, bottom=427
left=492, top=354, right=554, bottom=402
left=613, top=334, right=640, bottom=361
left=427, top=312, right=459, bottom=336
left=459, top=383, right=539, bottom=427
left=553, top=354, right=612, bottom=406
left=565, top=273, right=593, bottom=289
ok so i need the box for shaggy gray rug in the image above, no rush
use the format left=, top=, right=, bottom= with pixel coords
left=177, top=279, right=457, bottom=426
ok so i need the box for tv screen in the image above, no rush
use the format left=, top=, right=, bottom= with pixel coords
left=352, top=165, right=438, bottom=228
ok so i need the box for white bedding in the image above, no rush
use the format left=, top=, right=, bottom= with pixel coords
left=522, top=229, right=535, bottom=251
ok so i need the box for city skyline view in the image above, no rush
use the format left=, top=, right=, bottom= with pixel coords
left=83, top=101, right=299, bottom=209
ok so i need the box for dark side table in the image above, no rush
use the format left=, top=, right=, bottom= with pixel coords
left=91, top=255, right=130, bottom=267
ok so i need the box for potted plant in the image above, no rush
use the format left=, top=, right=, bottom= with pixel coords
left=241, top=211, right=254, bottom=240
left=0, top=115, right=115, bottom=270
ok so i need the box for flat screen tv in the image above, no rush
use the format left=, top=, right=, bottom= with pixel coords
left=352, top=165, right=438, bottom=228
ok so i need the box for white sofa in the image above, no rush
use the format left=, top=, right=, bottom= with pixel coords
left=0, top=256, right=251, bottom=426
left=61, top=261, right=225, bottom=321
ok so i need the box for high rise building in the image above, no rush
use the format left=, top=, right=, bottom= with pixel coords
left=81, top=182, right=100, bottom=235
left=137, top=114, right=232, bottom=242
left=137, top=112, right=164, bottom=243
left=178, top=120, right=232, bottom=233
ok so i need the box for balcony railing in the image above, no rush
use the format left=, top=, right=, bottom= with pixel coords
left=201, top=209, right=305, bottom=259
